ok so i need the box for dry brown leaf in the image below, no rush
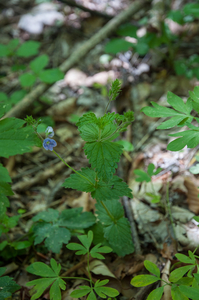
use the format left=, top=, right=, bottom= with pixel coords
left=184, top=176, right=199, bottom=213
left=89, top=260, right=116, bottom=278
left=161, top=260, right=172, bottom=300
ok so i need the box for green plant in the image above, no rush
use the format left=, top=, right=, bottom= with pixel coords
left=26, top=231, right=119, bottom=300
left=0, top=267, right=20, bottom=299
left=131, top=249, right=199, bottom=300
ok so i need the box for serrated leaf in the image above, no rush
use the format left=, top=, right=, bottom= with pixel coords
left=30, top=54, right=49, bottom=73
left=33, top=223, right=71, bottom=253
left=171, top=285, right=189, bottom=300
left=146, top=286, right=164, bottom=300
left=0, top=118, right=42, bottom=158
left=62, top=168, right=96, bottom=193
left=84, top=141, right=123, bottom=182
left=175, top=253, right=195, bottom=264
left=0, top=276, right=20, bottom=299
left=19, top=73, right=36, bottom=87
left=0, top=267, right=6, bottom=277
left=92, top=175, right=132, bottom=201
left=131, top=275, right=160, bottom=287
left=76, top=112, right=98, bottom=128
left=79, top=123, right=100, bottom=141
left=96, top=200, right=124, bottom=225
left=144, top=260, right=160, bottom=277
left=26, top=278, right=55, bottom=300
left=169, top=265, right=194, bottom=282
left=32, top=208, right=59, bottom=222
left=39, top=68, right=64, bottom=84
left=17, top=41, right=40, bottom=57
left=26, top=262, right=56, bottom=277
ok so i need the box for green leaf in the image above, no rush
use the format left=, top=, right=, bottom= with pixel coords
left=26, top=278, right=55, bottom=300
left=194, top=273, right=199, bottom=283
left=9, top=90, right=27, bottom=105
left=167, top=92, right=190, bottom=114
left=179, top=285, right=199, bottom=300
left=157, top=116, right=188, bottom=129
left=39, top=68, right=64, bottom=84
left=0, top=276, right=20, bottom=299
left=62, top=168, right=96, bottom=193
left=66, top=243, right=87, bottom=255
left=95, top=285, right=119, bottom=298
left=33, top=223, right=71, bottom=253
left=19, top=73, right=36, bottom=87
left=105, top=38, right=133, bottom=54
left=59, top=208, right=96, bottom=229
left=84, top=141, right=123, bottom=182
left=141, top=101, right=182, bottom=118
left=183, top=3, right=199, bottom=18
left=50, top=258, right=61, bottom=276
left=131, top=275, right=160, bottom=287
left=78, top=123, right=100, bottom=141
left=50, top=279, right=62, bottom=300
left=169, top=265, right=194, bottom=282
left=167, top=130, right=199, bottom=151
left=26, top=262, right=56, bottom=277
left=17, top=41, right=40, bottom=57
left=134, top=169, right=151, bottom=182
left=96, top=200, right=124, bottom=225
left=144, top=260, right=160, bottom=277
left=0, top=164, right=11, bottom=183
left=167, top=10, right=184, bottom=24
left=175, top=253, right=195, bottom=264
left=70, top=286, right=91, bottom=297
left=12, top=240, right=32, bottom=250
left=0, top=118, right=42, bottom=158
left=146, top=286, right=164, bottom=300
left=0, top=182, right=13, bottom=196
left=78, top=230, right=93, bottom=250
left=76, top=112, right=98, bottom=128
left=0, top=268, right=6, bottom=277
left=30, top=54, right=49, bottom=73
left=190, top=163, right=199, bottom=174
left=92, top=175, right=133, bottom=201
left=32, top=208, right=59, bottom=222
left=116, top=140, right=134, bottom=152
left=90, top=244, right=112, bottom=259
left=171, top=285, right=189, bottom=300
left=117, top=23, right=137, bottom=38
left=0, top=92, right=8, bottom=102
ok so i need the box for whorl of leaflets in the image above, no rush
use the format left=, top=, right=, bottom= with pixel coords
left=43, top=126, right=57, bottom=151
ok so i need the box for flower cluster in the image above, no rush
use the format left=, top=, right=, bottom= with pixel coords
left=43, top=127, right=57, bottom=151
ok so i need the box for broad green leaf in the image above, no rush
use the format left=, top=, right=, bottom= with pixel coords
left=105, top=38, right=133, bottom=54
left=26, top=262, right=56, bottom=277
left=103, top=217, right=134, bottom=256
left=70, top=286, right=91, bottom=297
left=144, top=260, right=160, bottom=277
left=194, top=273, right=199, bottom=283
left=30, top=54, right=49, bottom=73
left=66, top=243, right=87, bottom=255
left=0, top=44, right=10, bottom=57
left=0, top=164, right=11, bottom=183
left=39, top=68, right=64, bottom=84
left=171, top=285, right=189, bottom=300
left=135, top=41, right=149, bottom=55
left=0, top=182, right=13, bottom=196
left=0, top=92, right=8, bottom=102
left=90, top=244, right=112, bottom=259
left=179, top=285, right=199, bottom=299
left=167, top=130, right=199, bottom=151
left=167, top=91, right=189, bottom=114
left=84, top=141, right=123, bottom=182
left=175, top=253, right=195, bottom=264
left=95, top=286, right=119, bottom=298
left=32, top=208, right=59, bottom=222
left=59, top=208, right=96, bottom=229
left=147, top=286, right=164, bottom=300
left=0, top=268, right=6, bottom=277
left=17, top=41, right=40, bottom=57
left=167, top=10, right=184, bottom=24
left=9, top=90, right=27, bottom=104
left=131, top=275, right=160, bottom=287
left=78, top=230, right=93, bottom=250
left=76, top=112, right=98, bottom=128
left=175, top=277, right=194, bottom=286
left=50, top=279, right=61, bottom=300
left=50, top=259, right=61, bottom=276
left=92, top=175, right=133, bottom=201
left=62, top=168, right=96, bottom=193
left=87, top=290, right=97, bottom=300
left=157, top=116, right=187, bottom=129
left=183, top=3, right=199, bottom=17
left=0, top=276, right=20, bottom=299
left=12, top=240, right=32, bottom=250
left=0, top=118, right=41, bottom=158
left=117, top=23, right=137, bottom=38
left=169, top=265, right=194, bottom=282
left=79, top=123, right=100, bottom=141
left=19, top=73, right=36, bottom=87
left=33, top=223, right=71, bottom=253
left=116, top=140, right=134, bottom=151
left=26, top=278, right=55, bottom=300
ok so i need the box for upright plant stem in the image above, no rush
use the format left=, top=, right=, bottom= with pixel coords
left=166, top=181, right=177, bottom=241
left=87, top=252, right=93, bottom=288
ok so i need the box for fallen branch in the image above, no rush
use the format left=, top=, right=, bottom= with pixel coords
left=3, top=0, right=150, bottom=119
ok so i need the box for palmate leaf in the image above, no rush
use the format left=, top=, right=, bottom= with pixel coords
left=0, top=118, right=42, bottom=158
left=167, top=130, right=199, bottom=151
left=0, top=271, right=20, bottom=300
left=84, top=141, right=123, bottom=182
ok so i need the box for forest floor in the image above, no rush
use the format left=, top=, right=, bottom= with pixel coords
left=1, top=0, right=199, bottom=299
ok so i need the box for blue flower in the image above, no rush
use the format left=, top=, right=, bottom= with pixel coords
left=43, top=138, right=57, bottom=151
left=45, top=126, right=54, bottom=138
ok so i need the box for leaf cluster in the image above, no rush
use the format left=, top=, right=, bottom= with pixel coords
left=32, top=208, right=96, bottom=253
left=131, top=250, right=199, bottom=300
left=0, top=267, right=20, bottom=300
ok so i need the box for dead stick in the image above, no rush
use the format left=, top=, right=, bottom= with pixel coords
left=3, top=0, right=150, bottom=119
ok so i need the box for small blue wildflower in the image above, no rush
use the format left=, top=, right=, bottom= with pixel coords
left=43, top=138, right=57, bottom=151
left=45, top=126, right=54, bottom=138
